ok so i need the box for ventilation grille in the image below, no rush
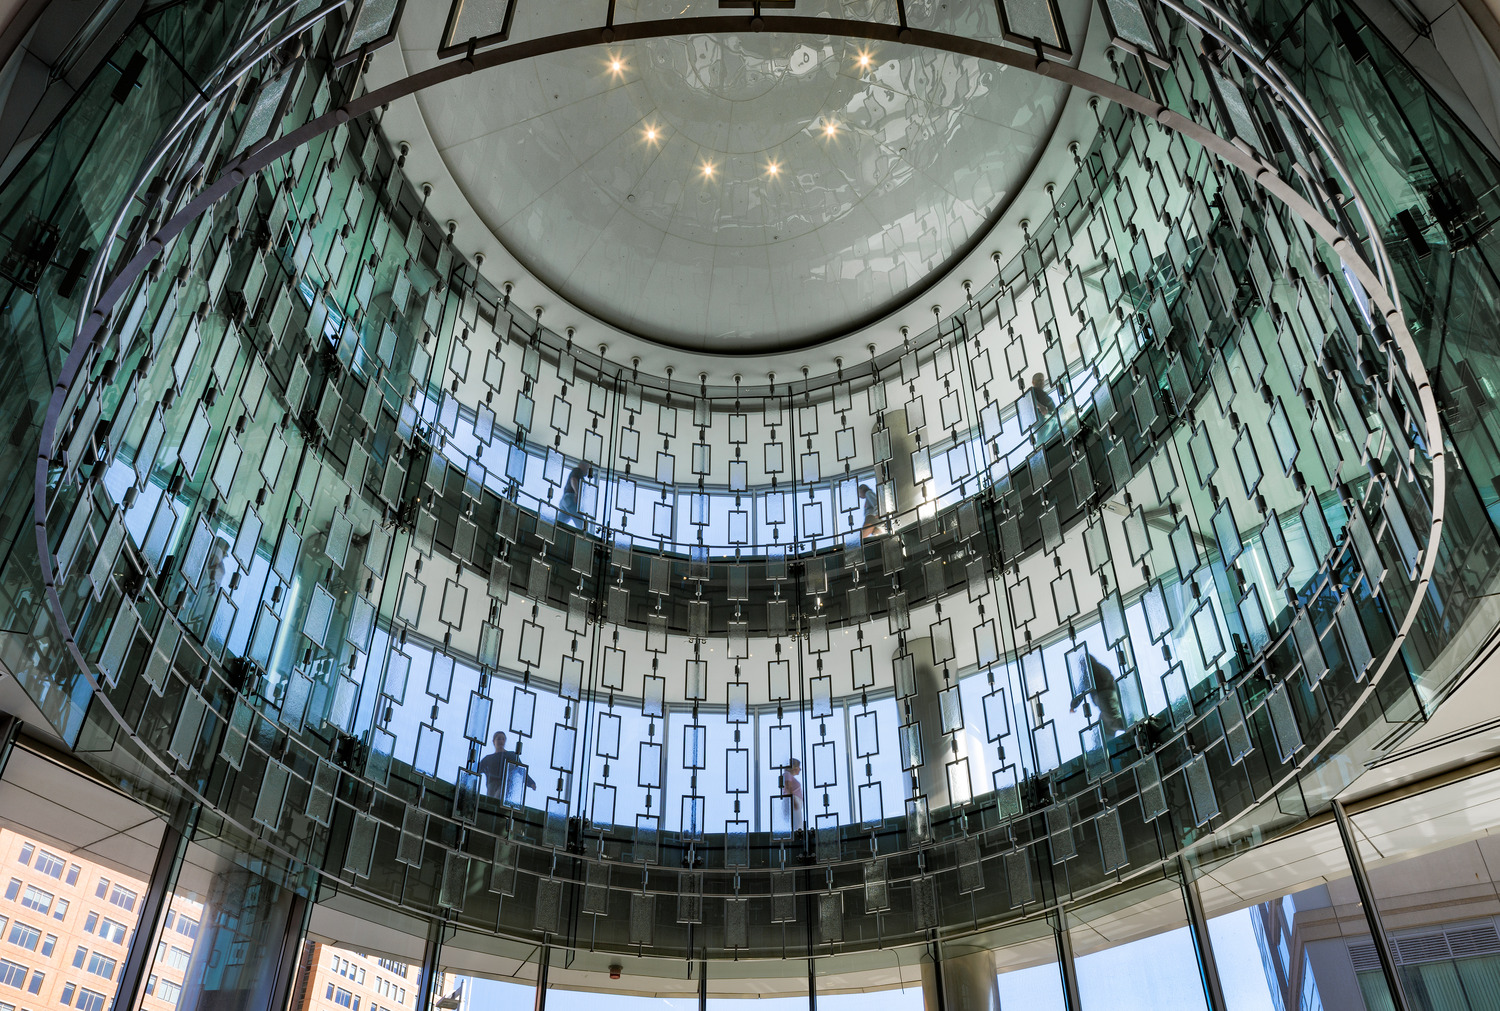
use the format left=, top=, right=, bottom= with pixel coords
left=1348, top=922, right=1500, bottom=972
left=1350, top=941, right=1381, bottom=973
left=1447, top=923, right=1500, bottom=959
left=1396, top=934, right=1452, bottom=964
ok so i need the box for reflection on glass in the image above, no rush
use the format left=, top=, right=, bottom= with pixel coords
left=997, top=962, right=1066, bottom=1009
left=290, top=943, right=420, bottom=1011
left=0, top=755, right=167, bottom=1011
left=1206, top=908, right=1278, bottom=1011
left=1073, top=925, right=1207, bottom=1011
left=1358, top=834, right=1500, bottom=1011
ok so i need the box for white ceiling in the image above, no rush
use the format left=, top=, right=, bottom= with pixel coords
left=395, top=2, right=1073, bottom=353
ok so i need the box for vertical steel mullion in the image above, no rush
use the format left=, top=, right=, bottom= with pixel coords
left=0, top=714, right=20, bottom=779
left=264, top=890, right=313, bottom=1011
left=414, top=919, right=446, bottom=1011
left=1054, top=908, right=1083, bottom=1011
left=1332, top=799, right=1411, bottom=1011
left=1178, top=855, right=1228, bottom=1011
left=115, top=809, right=195, bottom=1011
left=532, top=942, right=549, bottom=1011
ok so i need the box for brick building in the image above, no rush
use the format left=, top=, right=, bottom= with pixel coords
left=0, top=828, right=202, bottom=1011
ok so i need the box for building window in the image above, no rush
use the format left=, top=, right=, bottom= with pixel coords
left=106, top=886, right=135, bottom=914
left=15, top=847, right=31, bottom=869
left=60, top=983, right=75, bottom=1005
left=146, top=975, right=156, bottom=995
left=162, top=947, right=190, bottom=973
left=0, top=960, right=24, bottom=988
left=93, top=881, right=106, bottom=900
left=156, top=980, right=181, bottom=1005
left=40, top=935, right=55, bottom=958
left=82, top=913, right=96, bottom=934
left=53, top=899, right=69, bottom=922
left=5, top=923, right=38, bottom=952
left=97, top=918, right=126, bottom=945
left=72, top=947, right=86, bottom=969
left=19, top=887, right=52, bottom=916
left=333, top=988, right=354, bottom=1008
left=27, top=970, right=42, bottom=994
left=3, top=881, right=18, bottom=902
left=65, top=866, right=80, bottom=887
left=76, top=987, right=106, bottom=1011
left=32, top=852, right=63, bottom=880
left=325, top=984, right=334, bottom=1000
left=174, top=916, right=198, bottom=941
left=85, top=952, right=116, bottom=979
left=358, top=969, right=365, bottom=984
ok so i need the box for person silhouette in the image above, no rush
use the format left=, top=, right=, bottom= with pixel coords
left=477, top=731, right=535, bottom=798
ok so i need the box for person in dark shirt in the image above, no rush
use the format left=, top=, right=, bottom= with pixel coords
left=477, top=731, right=535, bottom=798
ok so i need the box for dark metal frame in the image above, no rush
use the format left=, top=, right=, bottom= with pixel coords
left=436, top=0, right=519, bottom=60
left=1178, top=855, right=1229, bottom=1011
left=1333, top=799, right=1413, bottom=1011
left=994, top=0, right=1073, bottom=58
left=334, top=0, right=409, bottom=69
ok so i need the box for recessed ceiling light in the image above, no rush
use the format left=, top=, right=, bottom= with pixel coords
left=644, top=124, right=659, bottom=143
left=701, top=161, right=715, bottom=178
left=857, top=50, right=873, bottom=68
left=822, top=120, right=838, bottom=138
left=608, top=56, right=625, bottom=76
left=766, top=160, right=780, bottom=177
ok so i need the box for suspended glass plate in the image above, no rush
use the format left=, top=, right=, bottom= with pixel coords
left=334, top=0, right=406, bottom=68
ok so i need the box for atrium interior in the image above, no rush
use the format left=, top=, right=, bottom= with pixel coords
left=0, top=0, right=1499, bottom=1008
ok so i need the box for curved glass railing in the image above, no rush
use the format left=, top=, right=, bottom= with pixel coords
left=0, top=0, right=1485, bottom=968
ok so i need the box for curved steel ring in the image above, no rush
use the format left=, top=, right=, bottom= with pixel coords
left=31, top=9, right=1446, bottom=934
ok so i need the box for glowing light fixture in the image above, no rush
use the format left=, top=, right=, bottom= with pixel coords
left=608, top=55, right=625, bottom=76
left=766, top=160, right=781, bottom=177
left=822, top=120, right=838, bottom=138
left=644, top=124, right=660, bottom=143
left=701, top=161, right=716, bottom=178
left=856, top=49, right=873, bottom=68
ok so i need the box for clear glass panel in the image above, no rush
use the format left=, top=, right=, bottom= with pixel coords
left=1361, top=829, right=1500, bottom=1011
left=1206, top=908, right=1281, bottom=1011
left=0, top=744, right=165, bottom=1011
left=303, top=942, right=423, bottom=1011
left=1071, top=879, right=1206, bottom=1011
left=998, top=963, right=1066, bottom=1010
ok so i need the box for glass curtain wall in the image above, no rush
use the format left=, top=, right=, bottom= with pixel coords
left=1, top=0, right=1500, bottom=1005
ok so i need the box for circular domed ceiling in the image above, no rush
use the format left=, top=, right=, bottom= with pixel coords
left=414, top=28, right=1068, bottom=352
